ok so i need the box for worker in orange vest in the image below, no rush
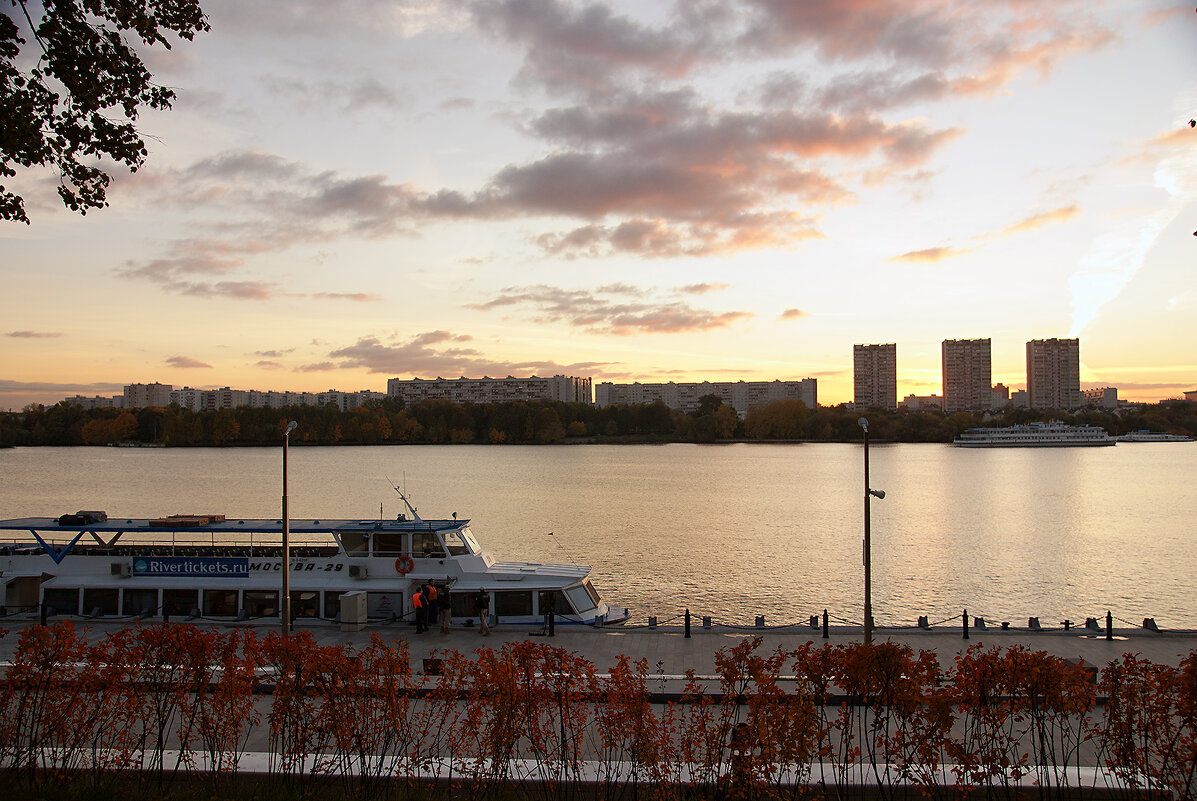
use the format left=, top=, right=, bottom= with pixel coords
left=413, top=586, right=427, bottom=633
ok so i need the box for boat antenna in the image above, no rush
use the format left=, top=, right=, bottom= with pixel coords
left=386, top=475, right=421, bottom=522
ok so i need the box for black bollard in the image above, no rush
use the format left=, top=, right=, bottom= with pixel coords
left=548, top=608, right=555, bottom=637
left=1063, top=619, right=1070, bottom=631
left=684, top=608, right=691, bottom=638
left=963, top=608, right=969, bottom=640
left=39, top=602, right=47, bottom=626
left=822, top=608, right=829, bottom=639
left=1106, top=610, right=1113, bottom=641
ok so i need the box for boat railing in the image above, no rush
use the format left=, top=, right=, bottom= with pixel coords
left=0, top=530, right=342, bottom=558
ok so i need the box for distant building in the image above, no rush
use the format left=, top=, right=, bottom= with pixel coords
left=991, top=383, right=1010, bottom=409
left=124, top=382, right=172, bottom=409
left=853, top=343, right=897, bottom=410
left=388, top=375, right=593, bottom=406
left=1184, top=390, right=1197, bottom=402
left=1083, top=386, right=1118, bottom=410
left=595, top=379, right=816, bottom=415
left=67, top=395, right=124, bottom=409
left=168, top=387, right=204, bottom=411
left=1026, top=338, right=1081, bottom=410
left=900, top=393, right=943, bottom=411
left=941, top=339, right=992, bottom=413
left=1010, top=389, right=1029, bottom=409
left=316, top=389, right=386, bottom=411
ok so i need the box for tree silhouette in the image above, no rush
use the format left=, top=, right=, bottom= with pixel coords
left=1, top=0, right=208, bottom=223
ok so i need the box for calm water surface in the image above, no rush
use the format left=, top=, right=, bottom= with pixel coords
left=1, top=443, right=1194, bottom=627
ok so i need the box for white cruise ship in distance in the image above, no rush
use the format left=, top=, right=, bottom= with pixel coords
left=953, top=420, right=1116, bottom=448
left=1115, top=430, right=1195, bottom=443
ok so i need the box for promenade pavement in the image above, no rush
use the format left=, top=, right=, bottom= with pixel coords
left=2, top=615, right=1195, bottom=675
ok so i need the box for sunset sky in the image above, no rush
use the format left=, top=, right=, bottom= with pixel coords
left=3, top=0, right=1196, bottom=410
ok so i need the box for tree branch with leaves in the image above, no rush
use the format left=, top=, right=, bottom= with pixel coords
left=1, top=0, right=208, bottom=223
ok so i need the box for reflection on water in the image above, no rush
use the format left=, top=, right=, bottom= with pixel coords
left=2, top=443, right=1194, bottom=626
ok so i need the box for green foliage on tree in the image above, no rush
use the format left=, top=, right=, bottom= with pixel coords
left=1, top=0, right=209, bottom=222
left=4, top=397, right=1196, bottom=447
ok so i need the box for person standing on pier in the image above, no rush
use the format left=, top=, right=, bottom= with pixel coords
left=438, top=583, right=452, bottom=633
left=475, top=588, right=490, bottom=635
left=413, top=586, right=427, bottom=633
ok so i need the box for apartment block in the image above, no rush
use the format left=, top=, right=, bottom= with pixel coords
left=853, top=343, right=897, bottom=410
left=387, top=375, right=593, bottom=405
left=900, top=394, right=943, bottom=411
left=1083, top=386, right=1118, bottom=410
left=595, top=379, right=816, bottom=415
left=941, top=339, right=992, bottom=413
left=123, top=382, right=173, bottom=409
left=1026, top=338, right=1081, bottom=410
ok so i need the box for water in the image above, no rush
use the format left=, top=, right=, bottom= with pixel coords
left=1, top=443, right=1194, bottom=627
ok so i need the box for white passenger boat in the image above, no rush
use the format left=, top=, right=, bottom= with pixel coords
left=0, top=493, right=629, bottom=627
left=1115, top=430, right=1194, bottom=443
left=953, top=420, right=1116, bottom=447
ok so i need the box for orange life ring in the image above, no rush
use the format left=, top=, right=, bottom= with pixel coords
left=395, top=555, right=415, bottom=575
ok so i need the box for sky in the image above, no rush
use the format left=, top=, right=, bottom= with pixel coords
left=3, top=0, right=1196, bottom=410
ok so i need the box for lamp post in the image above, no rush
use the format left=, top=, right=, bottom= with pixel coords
left=859, top=417, right=885, bottom=644
left=282, top=420, right=297, bottom=637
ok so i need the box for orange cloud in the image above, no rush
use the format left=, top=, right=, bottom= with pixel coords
left=889, top=245, right=965, bottom=263
left=779, top=308, right=808, bottom=320
left=998, top=205, right=1080, bottom=236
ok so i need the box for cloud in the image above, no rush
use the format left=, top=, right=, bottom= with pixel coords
left=779, top=308, right=808, bottom=320
left=328, top=330, right=615, bottom=376
left=0, top=379, right=125, bottom=401
left=678, top=282, right=729, bottom=295
left=166, top=355, right=213, bottom=369
left=889, top=245, right=965, bottom=263
left=312, top=292, right=384, bottom=302
left=256, top=360, right=283, bottom=369
left=254, top=349, right=293, bottom=358
left=468, top=284, right=753, bottom=335
left=260, top=75, right=411, bottom=113
left=296, top=362, right=339, bottom=373
left=998, top=205, right=1080, bottom=236
left=7, top=331, right=64, bottom=338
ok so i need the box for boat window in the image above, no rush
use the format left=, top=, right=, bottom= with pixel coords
left=412, top=531, right=446, bottom=558
left=337, top=530, right=368, bottom=554
left=461, top=528, right=480, bottom=552
left=203, top=589, right=238, bottom=617
left=83, top=587, right=118, bottom=616
left=122, top=588, right=159, bottom=616
left=443, top=529, right=470, bottom=556
left=291, top=591, right=320, bottom=618
left=245, top=590, right=279, bottom=617
left=164, top=589, right=199, bottom=616
left=582, top=580, right=602, bottom=607
left=565, top=585, right=597, bottom=613
left=323, top=591, right=346, bottom=619
left=543, top=591, right=574, bottom=617
left=43, top=587, right=80, bottom=616
left=372, top=532, right=406, bottom=556
left=495, top=590, right=532, bottom=617
left=449, top=592, right=473, bottom=618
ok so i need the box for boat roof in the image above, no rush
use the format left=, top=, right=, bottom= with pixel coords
left=0, top=517, right=468, bottom=535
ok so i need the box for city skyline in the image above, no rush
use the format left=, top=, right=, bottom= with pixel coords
left=3, top=1, right=1196, bottom=410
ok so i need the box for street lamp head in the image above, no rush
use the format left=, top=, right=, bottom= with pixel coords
left=869, top=489, right=886, bottom=500
left=858, top=416, right=868, bottom=432
left=285, top=420, right=298, bottom=436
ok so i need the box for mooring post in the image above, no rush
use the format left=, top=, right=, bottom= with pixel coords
left=963, top=608, right=969, bottom=640
left=685, top=608, right=691, bottom=638
left=822, top=608, right=829, bottom=639
left=1106, top=610, right=1113, bottom=641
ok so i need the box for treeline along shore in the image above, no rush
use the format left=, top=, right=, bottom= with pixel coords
left=2, top=396, right=1196, bottom=448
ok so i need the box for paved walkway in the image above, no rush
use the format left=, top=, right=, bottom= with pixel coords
left=2, top=616, right=1194, bottom=673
